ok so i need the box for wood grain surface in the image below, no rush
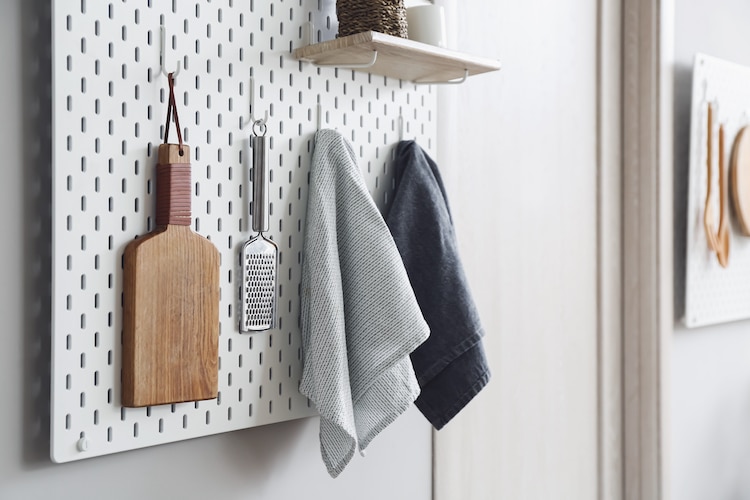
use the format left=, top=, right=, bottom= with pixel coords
left=293, top=31, right=501, bottom=83
left=122, top=144, right=220, bottom=407
left=732, top=125, right=750, bottom=235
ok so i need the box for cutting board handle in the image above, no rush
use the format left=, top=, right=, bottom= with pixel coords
left=156, top=143, right=192, bottom=227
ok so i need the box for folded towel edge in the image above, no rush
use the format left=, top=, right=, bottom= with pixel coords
left=320, top=423, right=356, bottom=478
left=416, top=364, right=491, bottom=431
left=413, top=327, right=483, bottom=387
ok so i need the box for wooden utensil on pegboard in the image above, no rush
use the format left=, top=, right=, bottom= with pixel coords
left=716, top=123, right=730, bottom=267
left=704, top=103, right=730, bottom=268
left=122, top=73, right=220, bottom=407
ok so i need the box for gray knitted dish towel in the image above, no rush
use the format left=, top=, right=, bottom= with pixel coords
left=385, top=140, right=491, bottom=430
left=300, top=129, right=430, bottom=478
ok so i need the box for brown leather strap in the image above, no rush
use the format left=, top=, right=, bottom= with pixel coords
left=163, top=72, right=184, bottom=152
left=155, top=164, right=191, bottom=226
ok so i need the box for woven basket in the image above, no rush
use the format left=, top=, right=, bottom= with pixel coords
left=337, top=0, right=408, bottom=38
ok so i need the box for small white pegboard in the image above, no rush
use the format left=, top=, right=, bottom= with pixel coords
left=684, top=54, right=750, bottom=327
left=51, top=0, right=436, bottom=462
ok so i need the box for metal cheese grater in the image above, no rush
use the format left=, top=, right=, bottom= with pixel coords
left=240, top=121, right=278, bottom=332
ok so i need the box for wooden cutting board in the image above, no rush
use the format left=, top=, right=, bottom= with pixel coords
left=732, top=125, right=750, bottom=236
left=122, top=144, right=220, bottom=407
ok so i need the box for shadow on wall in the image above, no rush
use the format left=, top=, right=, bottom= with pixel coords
left=674, top=61, right=692, bottom=321
left=21, top=0, right=53, bottom=466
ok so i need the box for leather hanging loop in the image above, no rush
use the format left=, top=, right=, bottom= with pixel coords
left=157, top=72, right=191, bottom=227
left=163, top=72, right=185, bottom=155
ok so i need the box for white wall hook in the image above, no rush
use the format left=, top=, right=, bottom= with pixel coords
left=244, top=77, right=269, bottom=129
left=160, top=25, right=182, bottom=78
left=303, top=20, right=315, bottom=47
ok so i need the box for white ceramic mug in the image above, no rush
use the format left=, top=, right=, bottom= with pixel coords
left=406, top=5, right=447, bottom=48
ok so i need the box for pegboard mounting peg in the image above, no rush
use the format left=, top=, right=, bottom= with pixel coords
left=77, top=437, right=89, bottom=452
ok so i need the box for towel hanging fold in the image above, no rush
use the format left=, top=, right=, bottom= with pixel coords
left=300, top=129, right=430, bottom=477
left=385, top=140, right=490, bottom=430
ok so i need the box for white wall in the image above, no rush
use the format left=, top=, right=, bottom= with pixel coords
left=434, top=0, right=600, bottom=498
left=671, top=2, right=750, bottom=499
left=0, top=1, right=432, bottom=499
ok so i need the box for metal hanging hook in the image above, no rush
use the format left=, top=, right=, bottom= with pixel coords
left=244, top=77, right=269, bottom=129
left=160, top=25, right=182, bottom=78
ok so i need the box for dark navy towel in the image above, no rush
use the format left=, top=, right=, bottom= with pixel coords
left=385, top=140, right=491, bottom=430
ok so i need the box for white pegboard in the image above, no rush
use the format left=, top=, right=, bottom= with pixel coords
left=684, top=54, right=750, bottom=327
left=51, top=0, right=436, bottom=462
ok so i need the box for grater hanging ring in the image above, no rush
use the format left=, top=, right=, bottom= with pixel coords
left=252, top=119, right=267, bottom=137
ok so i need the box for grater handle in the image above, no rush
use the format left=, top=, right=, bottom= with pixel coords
left=251, top=134, right=269, bottom=233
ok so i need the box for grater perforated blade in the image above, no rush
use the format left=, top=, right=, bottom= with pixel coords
left=240, top=130, right=278, bottom=332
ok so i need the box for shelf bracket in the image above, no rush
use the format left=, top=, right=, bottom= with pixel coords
left=414, top=68, right=469, bottom=85
left=298, top=23, right=379, bottom=70
left=314, top=50, right=379, bottom=70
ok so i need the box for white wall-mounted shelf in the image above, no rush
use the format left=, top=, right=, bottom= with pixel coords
left=293, top=31, right=501, bottom=84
